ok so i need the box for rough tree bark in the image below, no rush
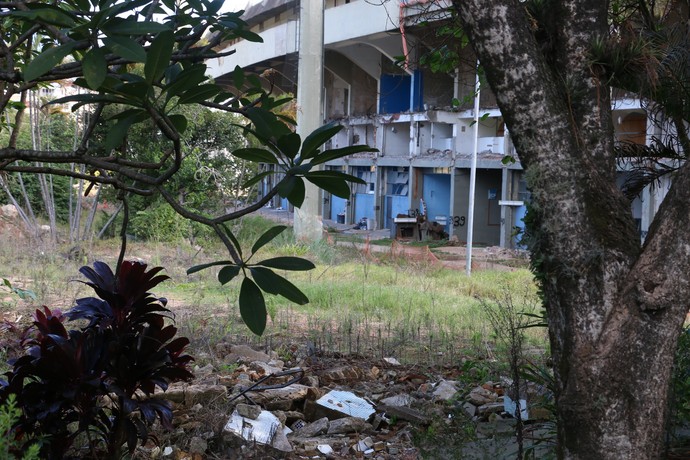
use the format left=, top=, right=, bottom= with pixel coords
left=453, top=0, right=690, bottom=458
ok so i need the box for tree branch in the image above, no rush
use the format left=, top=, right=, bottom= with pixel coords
left=622, top=159, right=690, bottom=311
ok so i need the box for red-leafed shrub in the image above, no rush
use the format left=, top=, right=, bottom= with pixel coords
left=0, top=261, right=194, bottom=459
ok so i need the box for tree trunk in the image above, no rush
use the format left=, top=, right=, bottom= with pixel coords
left=454, top=0, right=690, bottom=458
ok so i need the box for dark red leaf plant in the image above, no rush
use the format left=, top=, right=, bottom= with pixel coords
left=0, top=261, right=194, bottom=459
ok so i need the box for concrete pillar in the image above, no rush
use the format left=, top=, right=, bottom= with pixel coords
left=500, top=167, right=510, bottom=248
left=294, top=0, right=324, bottom=241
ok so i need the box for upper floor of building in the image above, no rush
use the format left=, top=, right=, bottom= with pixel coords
left=209, top=0, right=653, bottom=166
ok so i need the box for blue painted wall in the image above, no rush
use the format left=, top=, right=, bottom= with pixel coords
left=379, top=74, right=410, bottom=114
left=330, top=195, right=348, bottom=221
left=384, top=195, right=409, bottom=228
left=423, top=174, right=451, bottom=231
left=411, top=70, right=424, bottom=111
left=379, top=70, right=424, bottom=114
left=354, top=193, right=376, bottom=223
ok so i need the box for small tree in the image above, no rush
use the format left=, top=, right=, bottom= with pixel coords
left=0, top=0, right=375, bottom=335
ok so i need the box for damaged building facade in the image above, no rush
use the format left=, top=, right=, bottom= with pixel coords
left=209, top=0, right=658, bottom=248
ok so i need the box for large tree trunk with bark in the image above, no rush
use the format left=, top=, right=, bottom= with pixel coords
left=453, top=0, right=690, bottom=458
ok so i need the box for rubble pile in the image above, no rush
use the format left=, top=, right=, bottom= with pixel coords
left=150, top=343, right=554, bottom=459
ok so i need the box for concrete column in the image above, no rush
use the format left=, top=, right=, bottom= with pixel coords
left=500, top=167, right=510, bottom=248
left=294, top=0, right=324, bottom=241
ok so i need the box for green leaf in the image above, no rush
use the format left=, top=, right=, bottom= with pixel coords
left=305, top=176, right=351, bottom=199
left=103, top=36, right=147, bottom=62
left=277, top=176, right=305, bottom=208
left=178, top=84, right=221, bottom=104
left=300, top=123, right=342, bottom=160
left=164, top=65, right=207, bottom=100
left=82, top=47, right=108, bottom=90
left=239, top=278, right=267, bottom=336
left=104, top=111, right=149, bottom=151
left=168, top=114, right=188, bottom=134
left=145, top=30, right=175, bottom=85
left=102, top=18, right=170, bottom=35
left=257, top=257, right=315, bottom=271
left=221, top=224, right=243, bottom=259
left=208, top=0, right=225, bottom=15
left=12, top=7, right=76, bottom=28
left=304, top=170, right=365, bottom=183
left=246, top=107, right=291, bottom=140
left=231, top=148, right=279, bottom=164
left=243, top=170, right=276, bottom=188
left=186, top=260, right=234, bottom=275
left=114, top=81, right=150, bottom=101
left=105, top=118, right=135, bottom=152
left=251, top=225, right=287, bottom=254
left=46, top=93, right=126, bottom=109
left=233, top=28, right=263, bottom=43
left=24, top=42, right=78, bottom=82
left=250, top=267, right=309, bottom=305
left=310, top=145, right=377, bottom=166
left=232, top=65, right=245, bottom=88
left=278, top=133, right=302, bottom=160
left=218, top=265, right=241, bottom=285
left=288, top=177, right=306, bottom=208
left=501, top=155, right=516, bottom=165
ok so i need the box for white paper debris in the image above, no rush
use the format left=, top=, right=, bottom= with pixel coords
left=316, top=390, right=376, bottom=420
left=224, top=409, right=293, bottom=452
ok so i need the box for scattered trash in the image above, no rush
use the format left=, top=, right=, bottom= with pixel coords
left=383, top=357, right=401, bottom=366
left=504, top=395, right=529, bottom=420
left=317, top=444, right=334, bottom=455
left=316, top=389, right=376, bottom=420
left=224, top=409, right=293, bottom=452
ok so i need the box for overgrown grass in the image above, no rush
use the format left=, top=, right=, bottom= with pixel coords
left=0, top=214, right=547, bottom=368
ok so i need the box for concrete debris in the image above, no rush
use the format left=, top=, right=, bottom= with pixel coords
left=154, top=344, right=555, bottom=458
left=432, top=380, right=459, bottom=402
left=235, top=403, right=262, bottom=420
left=326, top=416, right=372, bottom=435
left=291, top=417, right=329, bottom=437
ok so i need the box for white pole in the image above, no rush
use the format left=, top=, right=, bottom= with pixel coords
left=466, top=61, right=480, bottom=276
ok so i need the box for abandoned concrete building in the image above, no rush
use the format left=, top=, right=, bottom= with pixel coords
left=209, top=0, right=661, bottom=248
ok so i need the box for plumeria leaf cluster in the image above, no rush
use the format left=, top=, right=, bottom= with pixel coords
left=188, top=224, right=315, bottom=336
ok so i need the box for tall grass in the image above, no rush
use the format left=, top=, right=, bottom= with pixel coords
left=0, top=214, right=546, bottom=367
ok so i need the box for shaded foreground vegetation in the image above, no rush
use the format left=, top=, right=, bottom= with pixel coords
left=0, top=216, right=688, bottom=458
left=0, top=216, right=543, bottom=368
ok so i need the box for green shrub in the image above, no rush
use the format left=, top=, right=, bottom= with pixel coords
left=0, top=395, right=40, bottom=460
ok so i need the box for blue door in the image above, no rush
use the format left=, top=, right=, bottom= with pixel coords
left=422, top=174, right=451, bottom=232
left=331, top=195, right=348, bottom=222
left=385, top=195, right=409, bottom=226
left=354, top=193, right=375, bottom=223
